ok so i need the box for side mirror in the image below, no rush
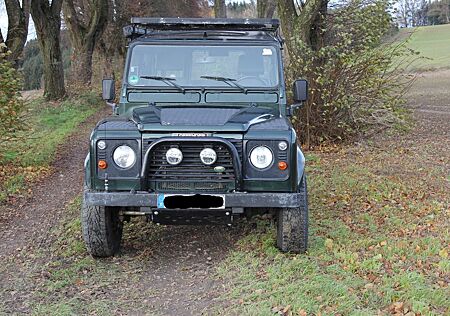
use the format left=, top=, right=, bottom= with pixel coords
left=102, top=79, right=115, bottom=101
left=293, top=79, right=308, bottom=103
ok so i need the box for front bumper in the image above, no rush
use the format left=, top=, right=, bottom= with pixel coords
left=84, top=191, right=301, bottom=208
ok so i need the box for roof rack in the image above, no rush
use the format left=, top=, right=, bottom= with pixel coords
left=123, top=17, right=280, bottom=40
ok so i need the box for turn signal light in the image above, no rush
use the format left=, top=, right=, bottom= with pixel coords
left=278, top=161, right=288, bottom=170
left=98, top=160, right=108, bottom=169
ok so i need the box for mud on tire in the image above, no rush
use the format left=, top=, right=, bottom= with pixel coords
left=276, top=175, right=308, bottom=253
left=81, top=198, right=123, bottom=257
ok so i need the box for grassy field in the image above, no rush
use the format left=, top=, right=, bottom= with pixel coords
left=399, top=24, right=450, bottom=71
left=0, top=93, right=101, bottom=202
left=216, top=149, right=448, bottom=315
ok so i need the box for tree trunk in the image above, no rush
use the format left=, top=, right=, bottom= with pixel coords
left=257, top=0, right=277, bottom=18
left=31, top=0, right=66, bottom=100
left=63, top=0, right=109, bottom=85
left=278, top=0, right=328, bottom=53
left=309, top=0, right=328, bottom=51
left=4, top=0, right=30, bottom=65
left=214, top=0, right=227, bottom=18
left=97, top=38, right=115, bottom=79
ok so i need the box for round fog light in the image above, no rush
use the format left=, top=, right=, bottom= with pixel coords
left=278, top=141, right=288, bottom=151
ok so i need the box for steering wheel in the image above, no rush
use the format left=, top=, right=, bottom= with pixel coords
left=236, top=76, right=267, bottom=86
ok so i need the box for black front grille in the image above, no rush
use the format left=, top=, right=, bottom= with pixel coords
left=147, top=140, right=241, bottom=192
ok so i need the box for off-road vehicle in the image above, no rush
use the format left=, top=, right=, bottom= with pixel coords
left=82, top=18, right=309, bottom=257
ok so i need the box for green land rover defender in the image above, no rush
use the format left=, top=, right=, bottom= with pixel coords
left=82, top=18, right=309, bottom=257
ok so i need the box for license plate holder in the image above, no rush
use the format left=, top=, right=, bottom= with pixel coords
left=157, top=194, right=225, bottom=209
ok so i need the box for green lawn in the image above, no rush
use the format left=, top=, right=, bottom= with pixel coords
left=0, top=93, right=101, bottom=202
left=400, top=24, right=450, bottom=71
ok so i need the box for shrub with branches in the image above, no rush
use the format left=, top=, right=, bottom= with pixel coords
left=286, top=0, right=414, bottom=147
left=0, top=44, right=26, bottom=145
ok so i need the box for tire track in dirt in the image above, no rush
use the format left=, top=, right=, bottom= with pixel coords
left=0, top=106, right=111, bottom=259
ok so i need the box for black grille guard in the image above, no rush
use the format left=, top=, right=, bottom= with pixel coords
left=141, top=137, right=243, bottom=191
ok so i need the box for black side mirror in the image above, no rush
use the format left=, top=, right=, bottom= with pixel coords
left=102, top=79, right=115, bottom=101
left=293, top=79, right=308, bottom=103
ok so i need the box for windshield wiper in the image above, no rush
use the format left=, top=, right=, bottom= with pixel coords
left=140, top=75, right=185, bottom=93
left=200, top=75, right=247, bottom=93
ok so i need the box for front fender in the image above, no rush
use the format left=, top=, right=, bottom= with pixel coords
left=84, top=153, right=91, bottom=189
left=297, top=146, right=305, bottom=186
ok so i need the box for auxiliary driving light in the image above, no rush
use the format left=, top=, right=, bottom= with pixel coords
left=200, top=148, right=217, bottom=165
left=166, top=148, right=183, bottom=165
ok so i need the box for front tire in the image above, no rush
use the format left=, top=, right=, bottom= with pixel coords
left=276, top=175, right=309, bottom=253
left=81, top=198, right=123, bottom=257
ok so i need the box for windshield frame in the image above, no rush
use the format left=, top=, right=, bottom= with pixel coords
left=123, top=41, right=283, bottom=91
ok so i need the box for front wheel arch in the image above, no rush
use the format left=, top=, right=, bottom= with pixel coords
left=84, top=153, right=92, bottom=189
left=296, top=146, right=306, bottom=186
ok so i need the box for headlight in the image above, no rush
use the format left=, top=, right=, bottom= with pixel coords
left=113, top=145, right=136, bottom=169
left=250, top=146, right=273, bottom=169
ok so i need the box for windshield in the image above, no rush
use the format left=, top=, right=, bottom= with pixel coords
left=127, top=44, right=279, bottom=88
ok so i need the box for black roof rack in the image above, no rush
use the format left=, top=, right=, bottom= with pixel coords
left=123, top=17, right=280, bottom=41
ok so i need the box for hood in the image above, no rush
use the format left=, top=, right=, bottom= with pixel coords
left=132, top=106, right=288, bottom=132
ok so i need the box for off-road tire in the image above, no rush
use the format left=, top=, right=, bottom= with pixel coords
left=81, top=198, right=123, bottom=257
left=276, top=174, right=308, bottom=253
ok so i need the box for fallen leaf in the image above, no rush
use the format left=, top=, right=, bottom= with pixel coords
left=438, top=248, right=448, bottom=258
left=282, top=305, right=292, bottom=314
left=297, top=309, right=307, bottom=316
left=325, top=238, right=334, bottom=251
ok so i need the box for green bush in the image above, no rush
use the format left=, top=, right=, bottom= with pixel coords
left=0, top=44, right=27, bottom=145
left=287, top=0, right=414, bottom=146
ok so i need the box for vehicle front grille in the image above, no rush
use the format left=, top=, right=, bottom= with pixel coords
left=146, top=140, right=241, bottom=192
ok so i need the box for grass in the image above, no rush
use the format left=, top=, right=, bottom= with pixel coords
left=399, top=24, right=450, bottom=71
left=28, top=198, right=122, bottom=315
left=0, top=93, right=101, bottom=203
left=215, top=149, right=449, bottom=315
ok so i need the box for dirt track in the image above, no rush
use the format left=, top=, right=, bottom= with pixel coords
left=0, top=71, right=449, bottom=314
left=0, top=104, right=247, bottom=314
